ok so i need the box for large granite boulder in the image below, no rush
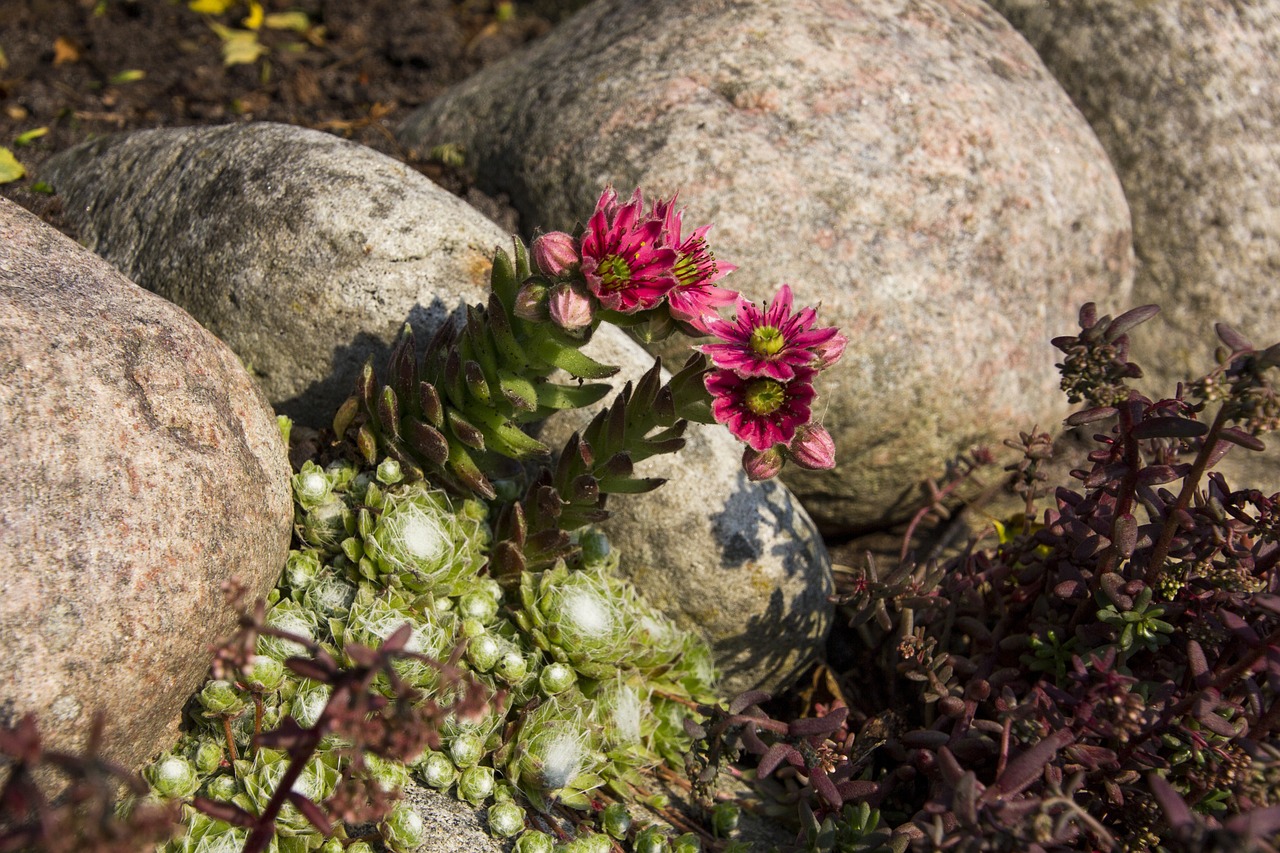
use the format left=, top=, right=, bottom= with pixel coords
left=989, top=0, right=1280, bottom=392
left=0, top=198, right=292, bottom=775
left=397, top=0, right=1135, bottom=533
left=43, top=122, right=504, bottom=428
left=41, top=122, right=831, bottom=694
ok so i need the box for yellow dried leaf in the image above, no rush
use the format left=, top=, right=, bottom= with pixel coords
left=14, top=127, right=48, bottom=146
left=189, top=0, right=236, bottom=13
left=0, top=147, right=26, bottom=185
left=110, top=69, right=145, bottom=84
left=263, top=11, right=310, bottom=32
left=0, top=44, right=8, bottom=71
left=242, top=1, right=264, bottom=30
left=209, top=22, right=266, bottom=66
left=52, top=36, right=80, bottom=65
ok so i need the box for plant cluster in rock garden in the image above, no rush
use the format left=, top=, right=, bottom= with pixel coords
left=684, top=305, right=1280, bottom=851
left=0, top=188, right=844, bottom=853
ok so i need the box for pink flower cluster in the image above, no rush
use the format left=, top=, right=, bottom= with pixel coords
left=528, top=187, right=843, bottom=479
left=700, top=286, right=844, bottom=477
left=530, top=187, right=737, bottom=334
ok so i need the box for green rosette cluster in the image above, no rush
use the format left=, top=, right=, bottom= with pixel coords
left=148, top=458, right=721, bottom=852
left=333, top=241, right=618, bottom=500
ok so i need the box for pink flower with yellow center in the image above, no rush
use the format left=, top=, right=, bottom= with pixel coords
left=649, top=196, right=738, bottom=334
left=580, top=188, right=678, bottom=313
left=699, top=284, right=840, bottom=381
left=705, top=366, right=817, bottom=451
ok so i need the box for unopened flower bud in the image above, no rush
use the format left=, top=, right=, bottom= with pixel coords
left=514, top=281, right=550, bottom=322
left=811, top=331, right=848, bottom=369
left=549, top=282, right=595, bottom=333
left=539, top=662, right=577, bottom=695
left=487, top=800, right=525, bottom=837
left=532, top=231, right=580, bottom=278
left=788, top=423, right=836, bottom=470
left=458, top=765, right=495, bottom=806
left=513, top=830, right=555, bottom=853
left=742, top=445, right=784, bottom=481
left=346, top=843, right=374, bottom=853
left=602, top=802, right=633, bottom=839
left=320, top=838, right=345, bottom=853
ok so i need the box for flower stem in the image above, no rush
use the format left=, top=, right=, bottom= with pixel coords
left=1143, top=405, right=1233, bottom=586
left=221, top=715, right=238, bottom=763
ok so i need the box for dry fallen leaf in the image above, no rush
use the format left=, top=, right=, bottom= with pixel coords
left=0, top=147, right=26, bottom=184
left=52, top=36, right=80, bottom=65
left=188, top=0, right=237, bottom=13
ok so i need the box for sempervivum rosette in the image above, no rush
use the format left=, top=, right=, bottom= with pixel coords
left=341, top=583, right=455, bottom=691
left=354, top=484, right=487, bottom=596
left=505, top=698, right=606, bottom=813
left=515, top=561, right=634, bottom=679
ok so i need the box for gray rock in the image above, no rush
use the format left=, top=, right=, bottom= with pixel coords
left=39, top=121, right=829, bottom=694
left=0, top=198, right=292, bottom=776
left=391, top=781, right=506, bottom=853
left=989, top=0, right=1280, bottom=392
left=535, top=329, right=833, bottom=697
left=42, top=122, right=505, bottom=428
left=397, top=0, right=1135, bottom=533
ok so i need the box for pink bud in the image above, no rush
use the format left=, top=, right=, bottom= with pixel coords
left=532, top=231, right=580, bottom=278
left=513, top=281, right=549, bottom=322
left=742, top=445, right=785, bottom=481
left=789, top=423, right=835, bottom=470
left=811, top=332, right=848, bottom=370
left=548, top=282, right=595, bottom=332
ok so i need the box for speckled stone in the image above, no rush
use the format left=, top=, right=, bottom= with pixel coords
left=991, top=0, right=1280, bottom=392
left=398, top=0, right=1135, bottom=533
left=42, top=122, right=506, bottom=428
left=0, top=198, right=292, bottom=776
left=534, top=329, right=834, bottom=697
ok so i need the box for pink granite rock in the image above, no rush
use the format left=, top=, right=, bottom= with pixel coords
left=398, top=0, right=1135, bottom=533
left=0, top=198, right=292, bottom=775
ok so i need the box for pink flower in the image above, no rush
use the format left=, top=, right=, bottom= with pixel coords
left=705, top=366, right=817, bottom=451
left=699, top=284, right=840, bottom=381
left=810, top=331, right=848, bottom=370
left=650, top=196, right=738, bottom=334
left=580, top=188, right=678, bottom=313
left=532, top=231, right=580, bottom=278
left=788, top=423, right=836, bottom=470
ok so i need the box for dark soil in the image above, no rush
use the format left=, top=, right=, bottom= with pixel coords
left=0, top=0, right=586, bottom=231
